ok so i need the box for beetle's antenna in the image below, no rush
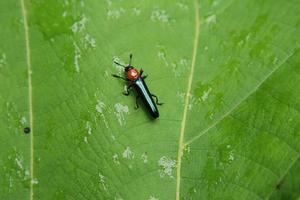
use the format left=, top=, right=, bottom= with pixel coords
left=128, top=54, right=133, bottom=66
left=114, top=61, right=126, bottom=68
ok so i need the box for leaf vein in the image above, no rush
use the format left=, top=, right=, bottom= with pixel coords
left=185, top=50, right=297, bottom=146
left=20, top=0, right=34, bottom=199
left=175, top=1, right=200, bottom=199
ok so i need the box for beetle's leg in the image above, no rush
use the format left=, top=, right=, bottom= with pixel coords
left=151, top=94, right=163, bottom=105
left=112, top=74, right=128, bottom=81
left=140, top=69, right=148, bottom=79
left=123, top=84, right=133, bottom=96
left=134, top=96, right=140, bottom=109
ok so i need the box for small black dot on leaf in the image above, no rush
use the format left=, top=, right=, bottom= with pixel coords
left=24, top=127, right=30, bottom=134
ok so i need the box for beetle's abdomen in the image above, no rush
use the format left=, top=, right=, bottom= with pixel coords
left=134, top=78, right=159, bottom=118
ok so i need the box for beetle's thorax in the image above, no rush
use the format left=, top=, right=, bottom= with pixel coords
left=126, top=68, right=140, bottom=81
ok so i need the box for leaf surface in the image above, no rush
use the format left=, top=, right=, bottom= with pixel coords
left=0, top=0, right=299, bottom=199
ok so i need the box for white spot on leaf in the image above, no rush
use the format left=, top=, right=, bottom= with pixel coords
left=0, top=53, right=6, bottom=68
left=179, top=58, right=188, bottom=67
left=96, top=101, right=105, bottom=113
left=107, top=8, right=125, bottom=20
left=158, top=156, right=176, bottom=178
left=70, top=15, right=88, bottom=33
left=84, top=136, right=88, bottom=143
left=62, top=11, right=68, bottom=18
left=96, top=100, right=109, bottom=128
left=132, top=7, right=141, bottom=16
left=31, top=178, right=38, bottom=185
left=84, top=34, right=96, bottom=49
left=106, top=0, right=112, bottom=6
left=205, top=14, right=216, bottom=25
left=73, top=42, right=81, bottom=73
left=15, top=157, right=23, bottom=170
left=176, top=2, right=189, bottom=10
left=114, top=103, right=129, bottom=126
left=20, top=116, right=27, bottom=126
left=201, top=87, right=212, bottom=102
left=86, top=121, right=92, bottom=135
left=151, top=9, right=169, bottom=23
left=148, top=196, right=159, bottom=200
left=99, top=173, right=108, bottom=191
left=122, top=147, right=134, bottom=159
left=141, top=152, right=148, bottom=163
left=113, top=154, right=120, bottom=164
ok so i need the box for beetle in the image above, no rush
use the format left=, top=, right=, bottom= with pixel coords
left=112, top=54, right=163, bottom=118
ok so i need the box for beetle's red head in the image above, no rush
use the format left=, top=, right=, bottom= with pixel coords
left=114, top=54, right=140, bottom=81
left=125, top=67, right=139, bottom=81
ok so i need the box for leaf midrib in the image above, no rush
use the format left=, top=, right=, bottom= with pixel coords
left=20, top=0, right=34, bottom=199
left=175, top=0, right=200, bottom=199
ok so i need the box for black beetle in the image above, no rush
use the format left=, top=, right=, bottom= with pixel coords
left=112, top=54, right=163, bottom=118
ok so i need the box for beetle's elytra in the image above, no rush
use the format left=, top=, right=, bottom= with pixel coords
left=112, top=54, right=163, bottom=119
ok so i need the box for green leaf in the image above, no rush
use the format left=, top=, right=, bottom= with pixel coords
left=0, top=0, right=299, bottom=199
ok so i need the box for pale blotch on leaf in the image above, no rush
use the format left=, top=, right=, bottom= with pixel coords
left=0, top=53, right=7, bottom=68
left=25, top=169, right=30, bottom=178
left=114, top=103, right=129, bottom=126
left=96, top=101, right=106, bottom=114
left=176, top=2, right=189, bottom=10
left=272, top=56, right=279, bottom=65
left=62, top=11, right=67, bottom=18
left=80, top=0, right=85, bottom=7
left=9, top=177, right=13, bottom=188
left=20, top=116, right=27, bottom=126
left=226, top=145, right=235, bottom=163
left=84, top=136, right=88, bottom=143
left=188, top=94, right=196, bottom=110
left=70, top=15, right=88, bottom=33
left=151, top=9, right=170, bottom=23
left=205, top=14, right=216, bottom=25
left=84, top=34, right=96, bottom=49
left=201, top=87, right=212, bottom=102
left=141, top=152, right=148, bottom=163
left=64, top=0, right=69, bottom=6
left=31, top=178, right=39, bottom=185
left=184, top=145, right=191, bottom=154
left=111, top=134, right=116, bottom=141
left=148, top=195, right=159, bottom=200
left=158, top=156, right=176, bottom=178
left=113, top=154, right=120, bottom=164
left=73, top=42, right=81, bottom=73
left=105, top=70, right=109, bottom=77
left=113, top=56, right=125, bottom=73
left=122, top=147, right=134, bottom=159
left=86, top=121, right=92, bottom=135
left=106, top=0, right=112, bottom=7
left=179, top=58, right=188, bottom=67
left=99, top=173, right=108, bottom=191
left=156, top=44, right=170, bottom=69
left=15, top=157, right=23, bottom=170
left=132, top=7, right=141, bottom=16
left=107, top=8, right=125, bottom=20
left=96, top=100, right=109, bottom=128
left=157, top=51, right=166, bottom=61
